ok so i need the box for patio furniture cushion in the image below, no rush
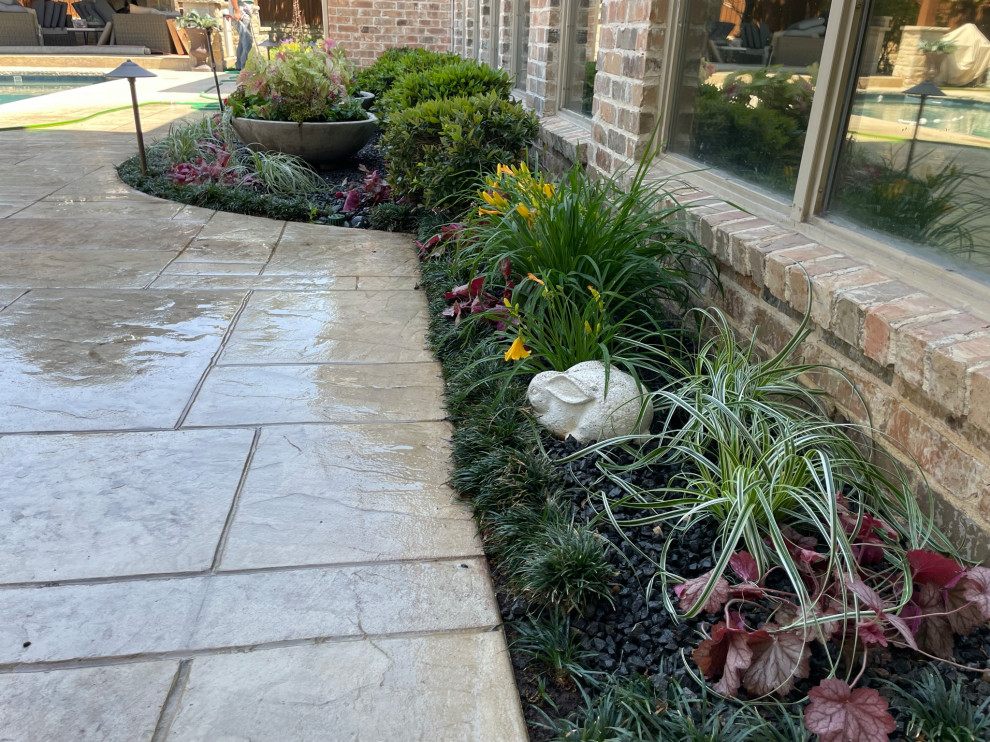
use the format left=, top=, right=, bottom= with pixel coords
left=111, top=11, right=171, bottom=52
left=0, top=10, right=41, bottom=45
left=91, top=0, right=113, bottom=23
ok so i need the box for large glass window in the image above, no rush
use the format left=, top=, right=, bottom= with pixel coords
left=827, top=1, right=990, bottom=274
left=669, top=0, right=831, bottom=196
left=562, top=0, right=601, bottom=116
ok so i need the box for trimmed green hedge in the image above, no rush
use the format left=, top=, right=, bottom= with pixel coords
left=382, top=92, right=539, bottom=210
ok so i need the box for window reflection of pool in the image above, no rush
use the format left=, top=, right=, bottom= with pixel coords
left=853, top=93, right=990, bottom=140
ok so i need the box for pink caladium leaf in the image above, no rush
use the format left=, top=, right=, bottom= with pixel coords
left=962, top=566, right=990, bottom=619
left=341, top=188, right=361, bottom=212
left=742, top=628, right=810, bottom=697
left=674, top=570, right=729, bottom=615
left=729, top=551, right=760, bottom=583
left=804, top=679, right=896, bottom=742
left=907, top=550, right=965, bottom=588
left=445, top=282, right=471, bottom=300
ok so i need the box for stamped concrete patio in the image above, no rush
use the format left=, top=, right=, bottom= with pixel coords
left=0, top=74, right=525, bottom=740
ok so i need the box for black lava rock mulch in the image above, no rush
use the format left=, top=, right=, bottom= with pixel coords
left=495, top=434, right=990, bottom=741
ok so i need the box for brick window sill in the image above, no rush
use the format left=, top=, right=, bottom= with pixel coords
left=672, top=184, right=990, bottom=559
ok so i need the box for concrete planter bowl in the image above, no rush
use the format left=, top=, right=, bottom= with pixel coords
left=231, top=114, right=379, bottom=168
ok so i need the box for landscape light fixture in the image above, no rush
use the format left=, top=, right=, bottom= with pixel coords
left=259, top=37, right=275, bottom=60
left=903, top=79, right=946, bottom=174
left=204, top=25, right=224, bottom=112
left=106, top=60, right=156, bottom=176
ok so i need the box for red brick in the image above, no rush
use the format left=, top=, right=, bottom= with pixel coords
left=764, top=245, right=839, bottom=304
left=784, top=257, right=858, bottom=318
left=968, top=366, right=990, bottom=437
left=862, top=295, right=955, bottom=366
left=832, top=281, right=917, bottom=347
left=893, top=313, right=990, bottom=390
left=885, top=405, right=987, bottom=502
left=928, top=335, right=990, bottom=416
left=807, top=267, right=888, bottom=331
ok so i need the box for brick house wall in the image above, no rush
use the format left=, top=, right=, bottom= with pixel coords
left=321, top=0, right=451, bottom=67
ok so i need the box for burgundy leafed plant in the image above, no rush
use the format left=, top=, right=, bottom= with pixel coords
left=680, top=537, right=990, bottom=741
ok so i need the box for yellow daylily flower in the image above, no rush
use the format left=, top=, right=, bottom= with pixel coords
left=543, top=183, right=556, bottom=198
left=482, top=190, right=509, bottom=210
left=503, top=297, right=512, bottom=307
left=497, top=164, right=514, bottom=177
left=478, top=207, right=499, bottom=216
left=588, top=285, right=604, bottom=310
left=516, top=204, right=533, bottom=219
left=584, top=321, right=593, bottom=335
left=504, top=336, right=531, bottom=362
left=526, top=273, right=545, bottom=285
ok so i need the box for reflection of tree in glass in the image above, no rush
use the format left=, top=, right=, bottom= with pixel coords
left=833, top=143, right=988, bottom=263
left=692, top=66, right=814, bottom=192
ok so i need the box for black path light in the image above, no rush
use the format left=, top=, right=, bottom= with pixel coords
left=106, top=60, right=156, bottom=176
left=903, top=79, right=946, bottom=175
left=204, top=25, right=225, bottom=112
left=258, top=37, right=275, bottom=60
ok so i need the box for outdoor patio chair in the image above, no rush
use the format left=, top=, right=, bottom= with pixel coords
left=0, top=11, right=41, bottom=45
left=111, top=12, right=171, bottom=53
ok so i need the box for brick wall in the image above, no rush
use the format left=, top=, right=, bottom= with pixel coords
left=523, top=0, right=561, bottom=116
left=321, top=0, right=452, bottom=68
left=588, top=0, right=666, bottom=173
left=672, top=194, right=990, bottom=562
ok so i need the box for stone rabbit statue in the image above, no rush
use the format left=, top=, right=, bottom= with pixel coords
left=527, top=361, right=653, bottom=442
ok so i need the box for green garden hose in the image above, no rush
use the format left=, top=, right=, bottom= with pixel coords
left=0, top=99, right=219, bottom=132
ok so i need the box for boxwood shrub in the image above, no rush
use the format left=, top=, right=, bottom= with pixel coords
left=379, top=60, right=513, bottom=123
left=355, top=46, right=460, bottom=99
left=382, top=92, right=539, bottom=211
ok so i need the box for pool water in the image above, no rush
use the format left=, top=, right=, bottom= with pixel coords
left=0, top=73, right=106, bottom=105
left=854, top=92, right=990, bottom=140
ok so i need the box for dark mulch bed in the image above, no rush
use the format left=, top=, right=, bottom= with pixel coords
left=494, top=433, right=990, bottom=740
left=307, top=132, right=388, bottom=228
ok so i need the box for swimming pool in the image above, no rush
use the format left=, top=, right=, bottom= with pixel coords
left=0, top=72, right=107, bottom=105
left=853, top=92, right=990, bottom=140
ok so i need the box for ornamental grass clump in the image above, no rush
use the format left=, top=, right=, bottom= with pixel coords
left=567, top=305, right=990, bottom=739
left=888, top=672, right=990, bottom=742
left=122, top=113, right=321, bottom=219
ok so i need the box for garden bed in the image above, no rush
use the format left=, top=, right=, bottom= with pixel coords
left=113, top=41, right=990, bottom=741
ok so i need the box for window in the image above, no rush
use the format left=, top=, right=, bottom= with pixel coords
left=562, top=0, right=601, bottom=116
left=826, top=1, right=990, bottom=276
left=657, top=1, right=990, bottom=283
left=668, top=0, right=831, bottom=197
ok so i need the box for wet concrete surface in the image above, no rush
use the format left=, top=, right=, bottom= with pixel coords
left=0, top=84, right=525, bottom=741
